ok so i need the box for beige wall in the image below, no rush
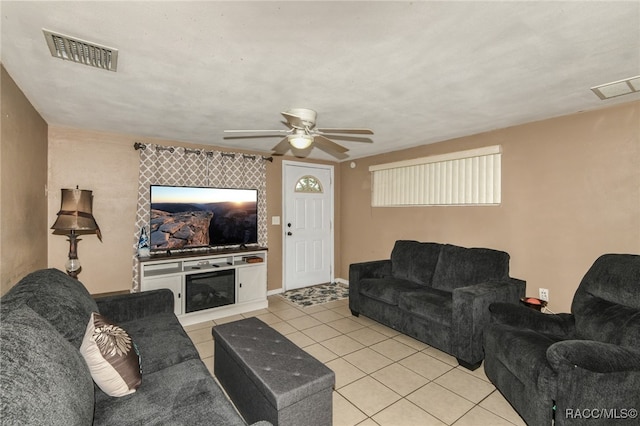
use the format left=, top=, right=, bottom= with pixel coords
left=0, top=65, right=48, bottom=295
left=47, top=127, right=140, bottom=294
left=47, top=126, right=339, bottom=294
left=340, top=101, right=640, bottom=312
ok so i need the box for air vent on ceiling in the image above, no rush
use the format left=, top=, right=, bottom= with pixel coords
left=591, top=75, right=640, bottom=100
left=43, top=29, right=118, bottom=72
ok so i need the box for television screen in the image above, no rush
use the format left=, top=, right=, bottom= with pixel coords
left=150, top=185, right=258, bottom=251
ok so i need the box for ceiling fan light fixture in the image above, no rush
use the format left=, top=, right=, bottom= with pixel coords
left=226, top=108, right=373, bottom=158
left=288, top=134, right=314, bottom=149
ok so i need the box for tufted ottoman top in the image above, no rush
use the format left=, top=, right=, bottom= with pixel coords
left=213, top=317, right=335, bottom=410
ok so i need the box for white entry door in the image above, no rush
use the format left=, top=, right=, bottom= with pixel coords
left=283, top=162, right=333, bottom=291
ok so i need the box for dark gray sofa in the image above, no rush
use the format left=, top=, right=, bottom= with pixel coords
left=0, top=268, right=270, bottom=426
left=484, top=254, right=640, bottom=426
left=349, top=241, right=525, bottom=370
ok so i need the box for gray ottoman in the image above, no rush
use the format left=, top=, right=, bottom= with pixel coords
left=213, top=317, right=335, bottom=426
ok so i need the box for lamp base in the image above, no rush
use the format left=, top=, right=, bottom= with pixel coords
left=66, top=231, right=81, bottom=279
left=65, top=258, right=81, bottom=278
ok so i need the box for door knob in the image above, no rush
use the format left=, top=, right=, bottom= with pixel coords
left=287, top=232, right=293, bottom=236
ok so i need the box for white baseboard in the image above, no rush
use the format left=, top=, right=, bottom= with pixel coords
left=335, top=278, right=349, bottom=286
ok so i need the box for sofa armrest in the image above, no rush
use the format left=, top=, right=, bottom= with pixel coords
left=348, top=259, right=391, bottom=315
left=349, top=259, right=391, bottom=281
left=548, top=340, right=640, bottom=425
left=452, top=278, right=525, bottom=367
left=95, top=289, right=174, bottom=323
left=548, top=340, right=640, bottom=373
left=489, top=302, right=577, bottom=339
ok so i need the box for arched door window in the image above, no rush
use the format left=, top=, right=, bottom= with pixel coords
left=295, top=175, right=323, bottom=193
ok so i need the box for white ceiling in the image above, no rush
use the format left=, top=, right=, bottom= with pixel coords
left=2, top=1, right=639, bottom=161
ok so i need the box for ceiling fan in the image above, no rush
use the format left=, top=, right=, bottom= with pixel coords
left=224, top=108, right=373, bottom=159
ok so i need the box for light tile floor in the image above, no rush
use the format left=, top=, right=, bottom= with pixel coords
left=184, top=295, right=526, bottom=426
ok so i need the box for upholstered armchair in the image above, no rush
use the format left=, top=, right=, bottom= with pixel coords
left=484, top=254, right=640, bottom=426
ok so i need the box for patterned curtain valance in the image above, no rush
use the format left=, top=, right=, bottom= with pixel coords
left=131, top=143, right=268, bottom=291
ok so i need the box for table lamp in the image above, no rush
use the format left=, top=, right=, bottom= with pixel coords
left=51, top=187, right=102, bottom=278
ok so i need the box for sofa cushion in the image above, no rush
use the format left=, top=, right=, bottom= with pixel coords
left=398, top=288, right=452, bottom=326
left=93, top=358, right=247, bottom=426
left=0, top=303, right=95, bottom=425
left=390, top=240, right=441, bottom=285
left=571, top=254, right=640, bottom=347
left=574, top=295, right=640, bottom=348
left=80, top=312, right=142, bottom=397
left=2, top=268, right=98, bottom=349
left=118, top=312, right=201, bottom=374
left=359, top=277, right=425, bottom=306
left=432, top=244, right=510, bottom=291
left=485, top=323, right=559, bottom=396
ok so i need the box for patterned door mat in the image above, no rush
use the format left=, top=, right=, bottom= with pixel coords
left=280, top=282, right=349, bottom=308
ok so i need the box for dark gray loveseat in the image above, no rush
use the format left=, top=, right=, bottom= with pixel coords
left=0, top=268, right=270, bottom=426
left=349, top=241, right=525, bottom=369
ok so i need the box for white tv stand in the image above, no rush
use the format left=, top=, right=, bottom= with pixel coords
left=138, top=248, right=267, bottom=326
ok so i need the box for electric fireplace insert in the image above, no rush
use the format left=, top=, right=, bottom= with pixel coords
left=185, top=269, right=235, bottom=313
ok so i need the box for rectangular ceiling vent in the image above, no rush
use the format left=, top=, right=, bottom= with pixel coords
left=591, top=75, right=640, bottom=100
left=43, top=29, right=118, bottom=72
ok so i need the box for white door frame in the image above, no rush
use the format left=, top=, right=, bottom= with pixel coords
left=282, top=160, right=335, bottom=291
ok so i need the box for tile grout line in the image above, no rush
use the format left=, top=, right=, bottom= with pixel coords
left=187, top=296, right=523, bottom=426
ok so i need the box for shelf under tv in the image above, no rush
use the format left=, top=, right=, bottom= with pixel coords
left=140, top=245, right=268, bottom=261
left=138, top=247, right=268, bottom=326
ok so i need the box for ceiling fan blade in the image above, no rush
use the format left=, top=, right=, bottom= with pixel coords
left=223, top=134, right=285, bottom=140
left=224, top=129, right=290, bottom=134
left=281, top=111, right=306, bottom=129
left=316, top=134, right=373, bottom=143
left=271, top=137, right=290, bottom=155
left=314, top=143, right=349, bottom=160
left=314, top=135, right=349, bottom=154
left=316, top=128, right=373, bottom=135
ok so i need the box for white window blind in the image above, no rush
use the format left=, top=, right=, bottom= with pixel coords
left=369, top=145, right=501, bottom=206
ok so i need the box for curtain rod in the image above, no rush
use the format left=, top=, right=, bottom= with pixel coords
left=133, top=142, right=273, bottom=162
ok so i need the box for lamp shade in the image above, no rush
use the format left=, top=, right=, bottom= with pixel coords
left=51, top=188, right=101, bottom=239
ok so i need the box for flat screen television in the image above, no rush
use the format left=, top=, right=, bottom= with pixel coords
left=149, top=185, right=258, bottom=251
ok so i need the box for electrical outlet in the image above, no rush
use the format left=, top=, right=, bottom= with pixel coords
left=539, top=288, right=549, bottom=302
